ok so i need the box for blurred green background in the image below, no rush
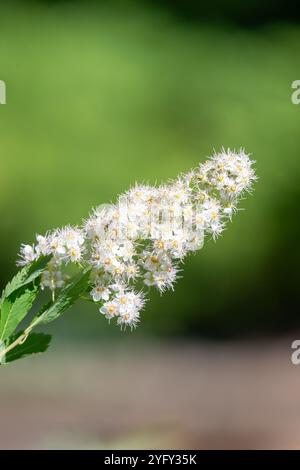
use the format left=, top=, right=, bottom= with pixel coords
left=0, top=0, right=300, bottom=341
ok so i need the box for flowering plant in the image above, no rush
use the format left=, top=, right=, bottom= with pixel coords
left=0, top=149, right=256, bottom=364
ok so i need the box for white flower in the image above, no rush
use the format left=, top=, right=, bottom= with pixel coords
left=68, top=245, right=82, bottom=262
left=17, top=148, right=256, bottom=330
left=49, top=235, right=66, bottom=255
left=62, top=226, right=84, bottom=248
left=100, top=300, right=119, bottom=319
left=117, top=309, right=140, bottom=329
left=108, top=281, right=127, bottom=293
left=35, top=235, right=50, bottom=256
left=186, top=233, right=204, bottom=251
left=144, top=264, right=178, bottom=292
left=125, top=263, right=140, bottom=279
left=112, top=260, right=125, bottom=276
left=91, top=285, right=111, bottom=302
left=117, top=241, right=135, bottom=260
left=127, top=291, right=146, bottom=311
left=17, top=244, right=36, bottom=265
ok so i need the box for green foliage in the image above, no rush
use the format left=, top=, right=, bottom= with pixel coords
left=0, top=285, right=39, bottom=342
left=0, top=263, right=91, bottom=364
left=0, top=256, right=50, bottom=305
left=4, top=332, right=52, bottom=364
left=0, top=257, right=50, bottom=343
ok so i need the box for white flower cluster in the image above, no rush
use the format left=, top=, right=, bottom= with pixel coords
left=17, top=149, right=256, bottom=329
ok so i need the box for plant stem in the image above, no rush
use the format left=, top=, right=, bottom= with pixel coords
left=0, top=317, right=40, bottom=363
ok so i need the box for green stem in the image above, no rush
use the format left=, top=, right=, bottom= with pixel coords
left=0, top=316, right=40, bottom=363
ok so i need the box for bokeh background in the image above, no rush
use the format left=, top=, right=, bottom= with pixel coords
left=1, top=0, right=300, bottom=449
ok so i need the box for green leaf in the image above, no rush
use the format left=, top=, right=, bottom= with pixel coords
left=0, top=256, right=50, bottom=305
left=36, top=269, right=91, bottom=325
left=0, top=285, right=39, bottom=341
left=4, top=332, right=52, bottom=364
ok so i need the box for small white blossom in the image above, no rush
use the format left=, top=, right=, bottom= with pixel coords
left=49, top=235, right=66, bottom=256
left=117, top=309, right=140, bottom=329
left=62, top=226, right=85, bottom=248
left=91, top=285, right=111, bottom=302
left=35, top=235, right=50, bottom=256
left=67, top=245, right=83, bottom=262
left=100, top=300, right=119, bottom=319
left=18, top=244, right=36, bottom=265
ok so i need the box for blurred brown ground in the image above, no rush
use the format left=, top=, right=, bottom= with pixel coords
left=1, top=338, right=300, bottom=449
